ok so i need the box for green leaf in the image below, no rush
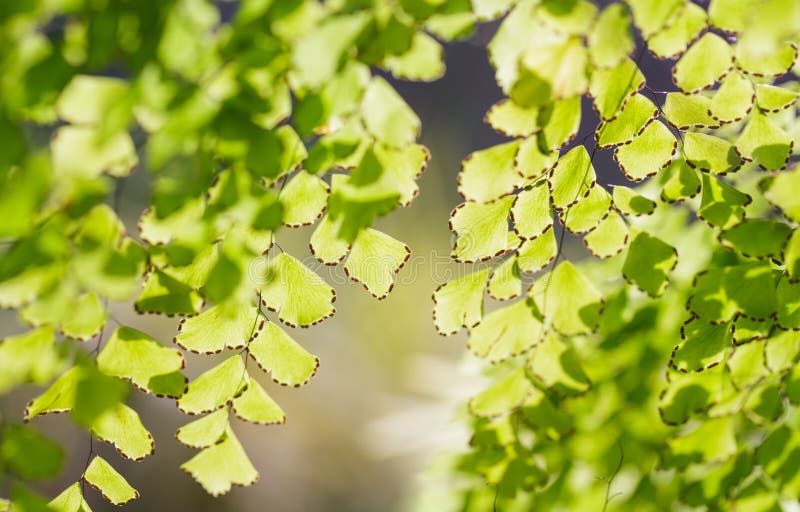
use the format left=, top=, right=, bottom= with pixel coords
left=765, top=329, right=799, bottom=371
left=511, top=38, right=588, bottom=107
left=646, top=3, right=707, bottom=59
left=248, top=321, right=319, bottom=386
left=777, top=279, right=800, bottom=330
left=535, top=0, right=597, bottom=35
left=528, top=334, right=590, bottom=395
left=537, top=97, right=582, bottom=152
left=698, top=174, right=751, bottom=229
left=660, top=159, right=701, bottom=203
left=51, top=126, right=137, bottom=178
left=176, top=302, right=261, bottom=354
left=134, top=269, right=203, bottom=316
left=83, top=456, right=139, bottom=505
left=458, top=141, right=523, bottom=203
left=247, top=126, right=308, bottom=183
left=587, top=3, right=634, bottom=69
left=97, top=326, right=186, bottom=397
left=659, top=365, right=724, bottom=425
left=449, top=197, right=515, bottom=262
left=48, top=483, right=92, bottom=512
left=469, top=368, right=533, bottom=418
left=596, top=93, right=658, bottom=148
left=24, top=367, right=81, bottom=419
left=735, top=40, right=797, bottom=77
left=433, top=269, right=490, bottom=335
left=671, top=318, right=733, bottom=372
left=180, top=427, right=259, bottom=496
left=612, top=186, right=656, bottom=216
left=1, top=425, right=63, bottom=480
left=663, top=417, right=737, bottom=469
left=485, top=99, right=539, bottom=137
left=383, top=32, right=445, bottom=82
left=763, top=166, right=800, bottom=222
left=622, top=231, right=678, bottom=297
left=613, top=119, right=677, bottom=182
left=511, top=182, right=552, bottom=240
left=735, top=112, right=793, bottom=171
left=517, top=229, right=557, bottom=273
left=627, top=0, right=683, bottom=38
left=468, top=298, right=544, bottom=362
left=514, top=135, right=558, bottom=181
left=530, top=261, right=603, bottom=336
left=733, top=316, right=773, bottom=345
left=754, top=84, right=799, bottom=112
left=57, top=75, right=130, bottom=129
left=487, top=256, right=522, bottom=301
left=561, top=184, right=612, bottom=234
left=361, top=76, right=420, bottom=147
left=176, top=409, right=228, bottom=449
left=673, top=33, right=734, bottom=93
left=343, top=228, right=410, bottom=298
left=177, top=355, right=247, bottom=415
left=589, top=58, right=645, bottom=121
left=91, top=403, right=154, bottom=461
left=231, top=375, right=285, bottom=425
left=683, top=132, right=743, bottom=175
left=309, top=214, right=350, bottom=265
left=785, top=230, right=800, bottom=281
left=584, top=211, right=629, bottom=258
left=291, top=13, right=370, bottom=88
left=258, top=253, right=336, bottom=327
left=662, top=92, right=720, bottom=130
left=709, top=72, right=755, bottom=123
left=0, top=326, right=60, bottom=394
left=719, top=219, right=792, bottom=260
left=279, top=170, right=328, bottom=227
left=688, top=262, right=777, bottom=322
left=708, top=0, right=759, bottom=32
left=549, top=145, right=596, bottom=210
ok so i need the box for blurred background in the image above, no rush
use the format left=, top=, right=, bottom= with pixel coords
left=0, top=21, right=677, bottom=512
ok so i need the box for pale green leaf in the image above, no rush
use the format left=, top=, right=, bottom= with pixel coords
left=361, top=76, right=420, bottom=147
left=177, top=355, right=247, bottom=415
left=684, top=132, right=743, bottom=175
left=485, top=99, right=539, bottom=137
left=291, top=13, right=369, bottom=88
left=671, top=318, right=733, bottom=372
left=735, top=40, right=797, bottom=77
left=660, top=159, right=701, bottom=203
left=614, top=119, right=677, bottom=181
left=383, top=32, right=445, bottom=82
left=514, top=135, right=558, bottom=180
left=688, top=262, right=777, bottom=322
left=754, top=83, right=799, bottom=112
left=458, top=141, right=523, bottom=203
left=487, top=256, right=522, bottom=301
left=561, top=184, right=612, bottom=234
left=708, top=0, right=759, bottom=32
left=0, top=326, right=59, bottom=394
left=175, top=302, right=261, bottom=354
left=663, top=417, right=737, bottom=468
left=231, top=376, right=285, bottom=425
left=596, top=93, right=658, bottom=148
left=512, top=38, right=588, bottom=107
left=433, top=269, right=490, bottom=335
left=51, top=126, right=137, bottom=178
left=662, top=92, right=720, bottom=130
left=248, top=321, right=319, bottom=386
left=777, top=279, right=800, bottom=330
left=91, top=403, right=154, bottom=461
left=537, top=96, right=582, bottom=152
left=83, top=457, right=138, bottom=506
left=763, top=166, right=800, bottom=222
left=57, top=75, right=129, bottom=128
left=528, top=334, right=590, bottom=395
left=97, top=326, right=186, bottom=397
left=589, top=58, right=645, bottom=121
left=627, top=0, right=683, bottom=38
left=530, top=261, right=603, bottom=335
left=517, top=229, right=557, bottom=273
left=709, top=72, right=755, bottom=123
left=134, top=269, right=203, bottom=316
left=728, top=340, right=768, bottom=388
left=584, top=211, right=629, bottom=258
left=735, top=112, right=793, bottom=171
left=468, top=299, right=544, bottom=361
left=180, top=427, right=258, bottom=496
left=549, top=145, right=596, bottom=210
left=309, top=214, right=350, bottom=265
left=469, top=368, right=533, bottom=418
left=646, top=3, right=707, bottom=59
left=449, top=197, right=515, bottom=262
left=785, top=230, right=800, bottom=281
left=176, top=409, right=229, bottom=449
left=511, top=182, right=552, bottom=239
left=344, top=228, right=410, bottom=298
left=48, top=483, right=91, bottom=512
left=719, top=219, right=792, bottom=260
left=673, top=33, right=734, bottom=93
left=698, top=174, right=751, bottom=229
left=536, top=0, right=597, bottom=36
left=612, top=186, right=656, bottom=216
left=258, top=253, right=335, bottom=327
left=279, top=170, right=328, bottom=227
left=588, top=3, right=634, bottom=69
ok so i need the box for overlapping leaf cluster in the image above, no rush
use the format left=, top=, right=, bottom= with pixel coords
left=0, top=0, right=476, bottom=507
left=426, top=0, right=800, bottom=509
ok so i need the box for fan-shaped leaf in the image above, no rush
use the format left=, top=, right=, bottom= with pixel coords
left=623, top=231, right=678, bottom=297
left=755, top=83, right=799, bottom=112
left=528, top=333, right=590, bottom=395
left=97, top=327, right=186, bottom=397
left=135, top=269, right=203, bottom=316
left=561, top=184, right=612, bottom=234
left=180, top=427, right=258, bottom=497
left=459, top=141, right=523, bottom=203
left=344, top=228, right=410, bottom=298
left=231, top=376, right=285, bottom=425
left=279, top=170, right=328, bottom=227
left=589, top=58, right=645, bottom=121
left=248, top=321, right=319, bottom=386
left=177, top=356, right=248, bottom=415
left=646, top=3, right=707, bottom=59
left=549, top=146, right=596, bottom=210
left=719, top=219, right=792, bottom=260
left=515, top=136, right=558, bottom=180
left=614, top=119, right=677, bottom=181
left=663, top=417, right=737, bottom=469
left=469, top=368, right=533, bottom=418
left=83, top=457, right=138, bottom=506
left=450, top=197, right=515, bottom=262
left=612, top=186, right=656, bottom=216
left=517, top=229, right=557, bottom=273
left=91, top=404, right=154, bottom=461
left=709, top=72, right=755, bottom=123
left=48, top=483, right=91, bottom=512
left=735, top=112, right=793, bottom=171
left=537, top=97, right=582, bottom=151
left=530, top=261, right=603, bottom=336
left=627, top=0, right=683, bottom=38
left=468, top=299, right=544, bottom=361
left=688, top=262, right=777, bottom=322
left=671, top=318, right=733, bottom=372
left=487, top=256, right=522, bottom=301
left=176, top=302, right=262, bottom=354
left=588, top=3, right=634, bottom=69
left=361, top=76, right=420, bottom=148
left=673, top=33, right=734, bottom=92
left=763, top=167, right=800, bottom=222
left=584, top=211, right=629, bottom=258
left=433, top=269, right=490, bottom=335
left=684, top=132, right=743, bottom=175
left=596, top=93, right=657, bottom=148
left=698, top=174, right=750, bottom=229
left=735, top=40, right=797, bottom=77
left=661, top=159, right=701, bottom=203
left=485, top=99, right=540, bottom=137
left=258, top=253, right=335, bottom=327
left=0, top=327, right=59, bottom=394
left=383, top=32, right=445, bottom=82
left=511, top=183, right=552, bottom=239
left=176, top=409, right=228, bottom=449
left=662, top=92, right=719, bottom=130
